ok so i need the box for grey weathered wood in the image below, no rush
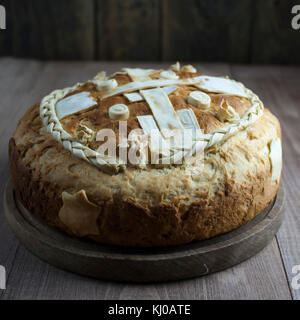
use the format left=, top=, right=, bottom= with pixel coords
left=3, top=181, right=284, bottom=283
left=96, top=0, right=160, bottom=61
left=231, top=64, right=300, bottom=300
left=252, top=0, right=300, bottom=64
left=0, top=59, right=294, bottom=299
left=162, top=0, right=252, bottom=63
left=9, top=0, right=95, bottom=60
left=0, top=58, right=45, bottom=300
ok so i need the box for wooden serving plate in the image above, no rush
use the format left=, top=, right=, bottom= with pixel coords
left=4, top=181, right=284, bottom=283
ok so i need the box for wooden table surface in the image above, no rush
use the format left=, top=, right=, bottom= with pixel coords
left=0, top=58, right=299, bottom=300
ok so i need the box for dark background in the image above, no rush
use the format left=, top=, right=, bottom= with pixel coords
left=0, top=0, right=299, bottom=64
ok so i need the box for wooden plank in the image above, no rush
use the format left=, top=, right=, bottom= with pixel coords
left=266, top=67, right=300, bottom=300
left=0, top=0, right=12, bottom=56
left=0, top=60, right=292, bottom=299
left=1, top=240, right=291, bottom=300
left=9, top=0, right=95, bottom=60
left=252, top=0, right=300, bottom=64
left=96, top=0, right=160, bottom=61
left=0, top=58, right=46, bottom=299
left=231, top=64, right=300, bottom=300
left=162, top=0, right=252, bottom=63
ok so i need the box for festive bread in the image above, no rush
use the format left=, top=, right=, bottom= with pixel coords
left=9, top=63, right=282, bottom=247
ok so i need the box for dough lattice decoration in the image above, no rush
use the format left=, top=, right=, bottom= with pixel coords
left=40, top=67, right=264, bottom=174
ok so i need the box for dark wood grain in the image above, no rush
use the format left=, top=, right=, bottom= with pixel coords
left=1, top=1, right=300, bottom=64
left=162, top=0, right=252, bottom=63
left=252, top=0, right=300, bottom=64
left=0, top=59, right=294, bottom=299
left=9, top=0, right=95, bottom=60
left=96, top=0, right=160, bottom=61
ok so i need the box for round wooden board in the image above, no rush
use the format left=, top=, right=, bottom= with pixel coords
left=4, top=181, right=284, bottom=283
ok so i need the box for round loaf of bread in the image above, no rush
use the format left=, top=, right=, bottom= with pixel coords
left=9, top=64, right=282, bottom=247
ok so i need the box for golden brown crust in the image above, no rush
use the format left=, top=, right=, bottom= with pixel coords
left=60, top=72, right=251, bottom=150
left=9, top=99, right=281, bottom=247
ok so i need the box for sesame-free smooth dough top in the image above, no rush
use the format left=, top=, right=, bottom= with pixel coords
left=9, top=64, right=282, bottom=247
